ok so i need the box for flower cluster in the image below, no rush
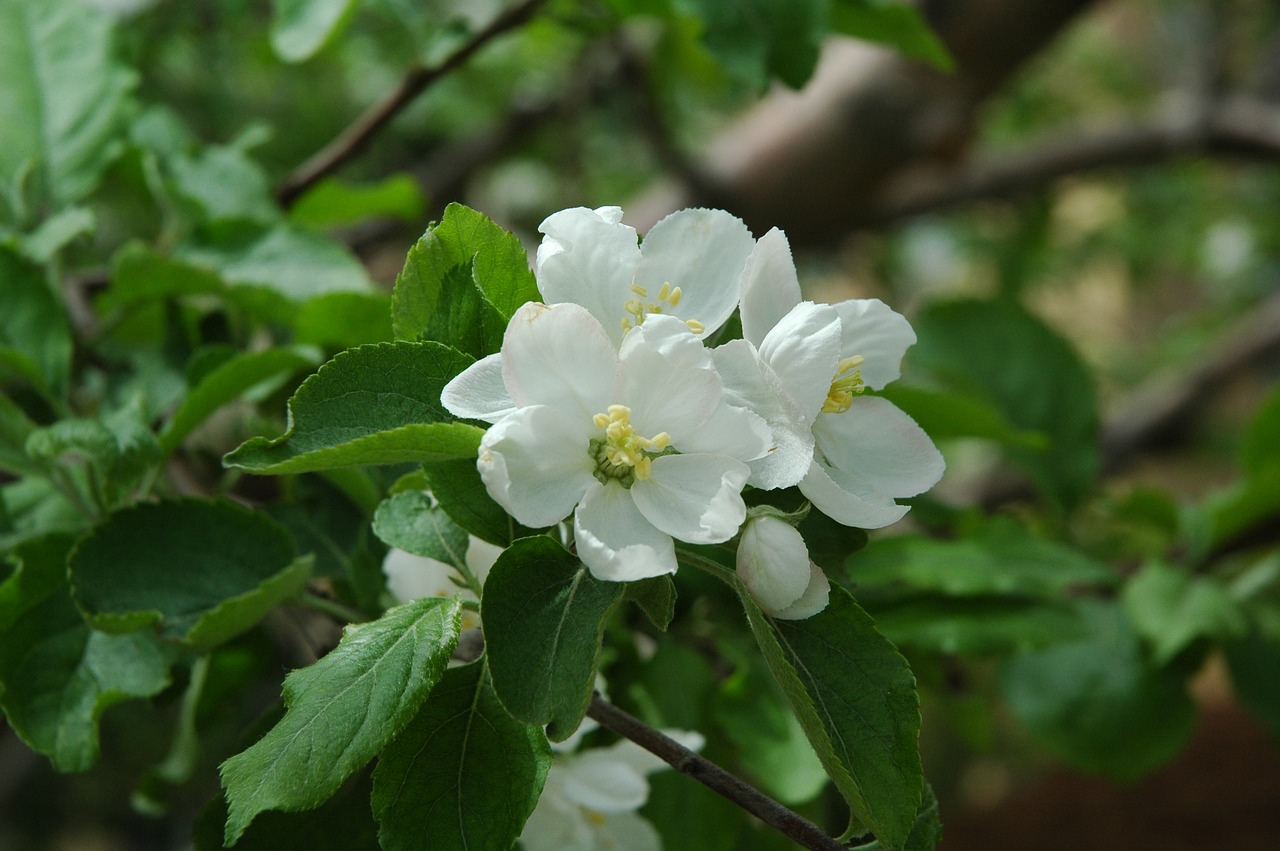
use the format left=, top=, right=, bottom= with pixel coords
left=442, top=206, right=943, bottom=617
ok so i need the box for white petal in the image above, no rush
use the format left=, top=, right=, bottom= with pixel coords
left=574, top=482, right=677, bottom=581
left=757, top=301, right=842, bottom=421
left=813, top=396, right=945, bottom=498
left=712, top=340, right=815, bottom=490
left=833, top=299, right=916, bottom=390
left=464, top=536, right=503, bottom=586
left=616, top=315, right=722, bottom=444
left=537, top=207, right=642, bottom=345
left=631, top=454, right=750, bottom=544
left=381, top=548, right=468, bottom=604
left=560, top=751, right=649, bottom=812
left=736, top=517, right=811, bottom=613
left=674, top=400, right=772, bottom=464
left=501, top=302, right=617, bottom=423
left=477, top=405, right=596, bottom=528
left=739, top=227, right=803, bottom=348
left=519, top=775, right=590, bottom=851
left=594, top=811, right=663, bottom=851
left=440, top=352, right=515, bottom=424
left=799, top=459, right=910, bottom=529
left=770, top=562, right=831, bottom=620
left=600, top=731, right=703, bottom=778
left=633, top=208, right=755, bottom=339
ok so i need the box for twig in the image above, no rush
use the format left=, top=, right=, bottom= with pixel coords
left=275, top=0, right=550, bottom=207
left=586, top=692, right=848, bottom=851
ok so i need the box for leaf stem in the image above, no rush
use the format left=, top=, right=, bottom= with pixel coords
left=299, top=590, right=368, bottom=624
left=586, top=693, right=847, bottom=851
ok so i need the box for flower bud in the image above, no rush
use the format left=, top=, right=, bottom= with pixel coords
left=736, top=516, right=813, bottom=615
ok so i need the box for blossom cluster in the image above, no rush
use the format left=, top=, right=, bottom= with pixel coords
left=442, top=206, right=943, bottom=618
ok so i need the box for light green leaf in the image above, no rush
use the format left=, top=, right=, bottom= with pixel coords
left=744, top=582, right=922, bottom=848
left=877, top=385, right=1047, bottom=449
left=69, top=499, right=310, bottom=651
left=481, top=536, right=624, bottom=741
left=372, top=490, right=469, bottom=567
left=271, top=0, right=363, bottom=63
left=224, top=342, right=484, bottom=474
left=160, top=346, right=323, bottom=454
left=0, top=534, right=173, bottom=772
left=170, top=145, right=280, bottom=225
left=0, top=247, right=71, bottom=398
left=220, top=595, right=464, bottom=844
left=868, top=596, right=1089, bottom=655
left=830, top=1, right=954, bottom=72
left=1121, top=560, right=1247, bottom=665
left=0, top=0, right=135, bottom=207
left=371, top=661, right=551, bottom=851
left=21, top=205, right=95, bottom=261
left=293, top=291, right=394, bottom=349
left=290, top=174, right=425, bottom=229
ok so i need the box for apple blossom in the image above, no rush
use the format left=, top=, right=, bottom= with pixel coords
left=735, top=514, right=830, bottom=619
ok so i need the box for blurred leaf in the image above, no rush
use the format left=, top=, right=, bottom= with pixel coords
left=170, top=145, right=280, bottom=225
left=745, top=582, right=922, bottom=848
left=371, top=660, right=551, bottom=851
left=220, top=595, right=463, bottom=844
left=21, top=205, right=95, bottom=262
left=0, top=0, right=135, bottom=207
left=830, top=1, right=954, bottom=71
left=1224, top=625, right=1280, bottom=741
left=0, top=247, right=71, bottom=398
left=271, top=0, right=363, bottom=63
left=677, top=0, right=828, bottom=88
left=877, top=385, right=1047, bottom=449
left=224, top=342, right=484, bottom=474
left=70, top=499, right=311, bottom=651
left=1241, top=384, right=1280, bottom=475
left=1195, top=466, right=1280, bottom=557
left=372, top=490, right=469, bottom=568
left=193, top=771, right=380, bottom=851
left=1121, top=560, right=1247, bottom=665
left=1000, top=598, right=1198, bottom=783
left=868, top=596, right=1089, bottom=655
left=645, top=770, right=745, bottom=851
left=294, top=291, right=394, bottom=349
left=290, top=174, right=425, bottom=228
left=0, top=393, right=40, bottom=476
left=482, top=536, right=623, bottom=741
left=625, top=575, right=677, bottom=631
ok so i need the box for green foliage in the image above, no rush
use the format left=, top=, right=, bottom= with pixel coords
left=290, top=175, right=425, bottom=229
left=423, top=457, right=527, bottom=545
left=195, top=771, right=381, bottom=851
left=1122, top=560, right=1247, bottom=665
left=271, top=0, right=363, bottom=63
left=0, top=247, right=71, bottom=399
left=830, top=1, right=954, bottom=71
left=372, top=489, right=469, bottom=567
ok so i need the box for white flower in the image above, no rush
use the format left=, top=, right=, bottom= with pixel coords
left=381, top=538, right=500, bottom=605
left=735, top=515, right=831, bottom=619
left=731, top=228, right=945, bottom=527
left=442, top=302, right=770, bottom=582
left=520, top=729, right=704, bottom=851
left=536, top=206, right=758, bottom=347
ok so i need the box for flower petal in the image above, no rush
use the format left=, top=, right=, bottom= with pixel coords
left=616, top=315, right=722, bottom=444
left=501, top=302, right=617, bottom=424
left=736, top=516, right=811, bottom=614
left=833, top=299, right=916, bottom=390
left=574, top=481, right=677, bottom=581
left=770, top=562, right=831, bottom=620
left=633, top=208, right=755, bottom=339
left=813, top=396, right=945, bottom=498
left=440, top=352, right=515, bottom=423
left=798, top=459, right=910, bottom=529
left=595, top=811, right=663, bottom=851
left=673, top=400, right=772, bottom=464
left=381, top=548, right=468, bottom=604
left=537, top=207, right=642, bottom=345
left=739, top=227, right=803, bottom=348
left=600, top=731, right=704, bottom=778
left=560, top=751, right=649, bottom=812
left=477, top=405, right=596, bottom=528
left=757, top=301, right=842, bottom=421
left=631, top=454, right=750, bottom=544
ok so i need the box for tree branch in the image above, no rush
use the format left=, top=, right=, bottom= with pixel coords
left=274, top=0, right=550, bottom=207
left=586, top=692, right=849, bottom=851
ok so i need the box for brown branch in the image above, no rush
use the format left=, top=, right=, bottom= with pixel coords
left=274, top=0, right=550, bottom=207
left=586, top=692, right=849, bottom=851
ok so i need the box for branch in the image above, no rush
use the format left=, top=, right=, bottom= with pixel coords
left=586, top=693, right=849, bottom=851
left=274, top=0, right=549, bottom=207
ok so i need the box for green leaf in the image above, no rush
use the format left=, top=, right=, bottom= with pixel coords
left=293, top=291, right=394, bottom=349
left=850, top=783, right=943, bottom=851
left=830, top=1, right=955, bottom=72
left=481, top=536, right=624, bottom=740
left=0, top=0, right=135, bottom=207
left=224, top=342, right=484, bottom=474
left=0, top=534, right=173, bottom=772
left=744, top=582, right=923, bottom=848
left=1000, top=598, right=1198, bottom=782
left=910, top=299, right=1100, bottom=509
left=372, top=490, right=469, bottom=568
left=220, top=595, right=464, bottom=844
left=392, top=202, right=539, bottom=340
left=625, top=575, right=677, bottom=631
left=69, top=499, right=311, bottom=651
left=21, top=204, right=95, bottom=262
left=867, top=596, right=1089, bottom=655
left=877, top=385, right=1047, bottom=449
left=1225, top=626, right=1280, bottom=741
left=271, top=0, right=363, bottom=63
left=0, top=247, right=71, bottom=398
left=170, top=145, right=280, bottom=225
left=645, top=771, right=746, bottom=851
left=371, top=661, right=551, bottom=851
left=194, top=770, right=380, bottom=851
left=423, top=457, right=526, bottom=545
left=160, top=345, right=323, bottom=454
left=1121, top=560, right=1247, bottom=665
left=1241, top=384, right=1280, bottom=475
left=678, top=0, right=829, bottom=88
left=290, top=174, right=425, bottom=229
left=0, top=392, right=40, bottom=476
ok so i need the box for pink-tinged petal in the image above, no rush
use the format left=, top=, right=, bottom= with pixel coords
left=813, top=396, right=944, bottom=498
left=736, top=516, right=811, bottom=614
left=757, top=301, right=842, bottom=421
left=537, top=207, right=643, bottom=345
left=799, top=459, right=910, bottom=529
left=574, top=482, right=677, bottom=581
left=832, top=299, right=916, bottom=390
left=739, top=227, right=803, bottom=348
left=675, top=401, right=772, bottom=464
left=712, top=340, right=815, bottom=490
left=560, top=751, right=649, bottom=812
left=633, top=208, right=755, bottom=339
left=501, top=302, right=618, bottom=423
left=770, top=563, right=831, bottom=620
left=440, top=352, right=515, bottom=423
left=617, top=315, right=721, bottom=443
left=631, top=454, right=750, bottom=544
left=477, top=405, right=596, bottom=528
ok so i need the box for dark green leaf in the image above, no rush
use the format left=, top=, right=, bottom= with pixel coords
left=220, top=595, right=463, bottom=844
left=372, top=490, right=469, bottom=567
left=482, top=536, right=624, bottom=740
left=371, top=661, right=551, bottom=851
left=1225, top=626, right=1280, bottom=741
left=224, top=342, right=483, bottom=474
left=1121, top=560, right=1247, bottom=665
left=0, top=392, right=40, bottom=476
left=679, top=0, right=828, bottom=88
left=830, top=1, right=954, bottom=71
left=69, top=499, right=310, bottom=650
left=624, top=575, right=677, bottom=631
left=867, top=596, right=1089, bottom=655
left=645, top=770, right=745, bottom=851
left=271, top=0, right=362, bottom=63
left=423, top=457, right=525, bottom=545
left=851, top=783, right=943, bottom=851
left=1242, top=385, right=1280, bottom=475
left=194, top=770, right=380, bottom=851
left=290, top=174, right=425, bottom=229
left=0, top=247, right=71, bottom=398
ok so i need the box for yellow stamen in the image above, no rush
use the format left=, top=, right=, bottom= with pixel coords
left=588, top=405, right=670, bottom=484
left=631, top=284, right=649, bottom=298
left=685, top=319, right=705, bottom=334
left=657, top=282, right=671, bottom=302
left=822, top=355, right=866, bottom=414
left=618, top=280, right=696, bottom=332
